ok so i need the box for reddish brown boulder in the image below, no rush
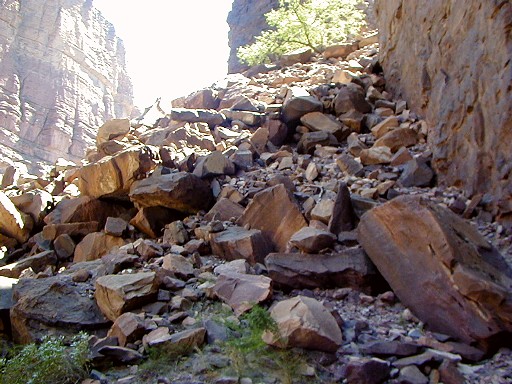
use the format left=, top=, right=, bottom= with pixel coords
left=358, top=195, right=512, bottom=351
left=262, top=296, right=342, bottom=353
left=210, top=226, right=273, bottom=265
left=107, top=312, right=146, bottom=347
left=129, top=172, right=213, bottom=214
left=238, top=184, right=307, bottom=252
left=0, top=191, right=33, bottom=243
left=73, top=232, right=126, bottom=263
left=204, top=198, right=244, bottom=222
left=0, top=251, right=57, bottom=278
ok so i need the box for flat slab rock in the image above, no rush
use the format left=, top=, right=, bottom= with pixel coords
left=10, top=274, right=110, bottom=343
left=265, top=248, right=386, bottom=294
left=358, top=195, right=512, bottom=351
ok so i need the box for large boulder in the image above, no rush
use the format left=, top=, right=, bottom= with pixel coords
left=78, top=146, right=159, bottom=199
left=376, top=0, right=512, bottom=214
left=129, top=171, right=213, bottom=214
left=357, top=195, right=512, bottom=351
left=73, top=232, right=126, bottom=262
left=237, top=184, right=307, bottom=252
left=265, top=248, right=386, bottom=294
left=95, top=272, right=158, bottom=321
left=10, top=274, right=110, bottom=343
left=262, top=296, right=343, bottom=353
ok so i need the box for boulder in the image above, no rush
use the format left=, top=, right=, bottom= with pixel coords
left=129, top=172, right=213, bottom=214
left=398, top=158, right=434, bottom=187
left=162, top=254, right=195, bottom=279
left=9, top=189, right=53, bottom=225
left=370, top=116, right=399, bottom=139
left=107, top=312, right=146, bottom=347
left=280, top=47, right=313, bottom=66
left=130, top=206, right=181, bottom=238
left=328, top=182, right=357, bottom=234
left=237, top=184, right=307, bottom=252
left=345, top=358, right=391, bottom=384
left=358, top=195, right=512, bottom=351
left=104, top=217, right=128, bottom=237
left=323, top=42, right=358, bottom=59
left=373, top=128, right=418, bottom=153
left=170, top=108, right=225, bottom=126
left=281, top=87, right=323, bottom=126
left=210, top=226, right=273, bottom=265
left=193, top=151, right=236, bottom=178
left=42, top=221, right=100, bottom=241
left=95, top=272, right=158, bottom=321
left=78, top=146, right=159, bottom=199
left=334, top=84, right=372, bottom=116
left=0, top=191, right=33, bottom=243
left=204, top=198, right=244, bottom=222
left=262, top=296, right=342, bottom=353
left=53, top=234, right=76, bottom=260
left=213, top=271, right=272, bottom=316
left=0, top=251, right=57, bottom=278
left=73, top=232, right=126, bottom=263
left=300, top=112, right=350, bottom=142
left=289, top=227, right=336, bottom=253
left=360, top=147, right=393, bottom=165
left=10, top=274, right=110, bottom=343
left=265, top=248, right=385, bottom=293
left=163, top=221, right=189, bottom=245
left=297, top=131, right=338, bottom=155
left=96, top=119, right=131, bottom=145
left=143, top=327, right=206, bottom=356
left=336, top=154, right=364, bottom=177
left=184, top=88, right=219, bottom=109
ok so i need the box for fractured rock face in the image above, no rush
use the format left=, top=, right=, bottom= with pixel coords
left=0, top=0, right=133, bottom=170
left=376, top=0, right=512, bottom=212
left=262, top=296, right=343, bottom=352
left=358, top=195, right=512, bottom=351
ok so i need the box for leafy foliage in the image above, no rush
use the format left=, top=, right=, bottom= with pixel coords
left=238, top=0, right=367, bottom=66
left=0, top=333, right=90, bottom=384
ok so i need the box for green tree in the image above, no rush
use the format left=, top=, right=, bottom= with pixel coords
left=238, top=0, right=367, bottom=66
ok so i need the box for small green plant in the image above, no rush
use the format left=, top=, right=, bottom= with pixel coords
left=238, top=0, right=367, bottom=66
left=0, top=332, right=90, bottom=384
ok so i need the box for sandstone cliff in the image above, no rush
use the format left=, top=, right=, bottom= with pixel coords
left=0, top=0, right=133, bottom=172
left=376, top=0, right=512, bottom=218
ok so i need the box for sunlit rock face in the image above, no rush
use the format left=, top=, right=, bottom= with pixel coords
left=0, top=0, right=133, bottom=172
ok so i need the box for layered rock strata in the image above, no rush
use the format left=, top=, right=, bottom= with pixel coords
left=0, top=0, right=133, bottom=171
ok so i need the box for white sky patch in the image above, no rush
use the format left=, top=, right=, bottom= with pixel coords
left=93, top=0, right=233, bottom=110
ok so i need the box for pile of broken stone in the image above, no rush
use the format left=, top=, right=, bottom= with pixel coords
left=0, top=36, right=511, bottom=383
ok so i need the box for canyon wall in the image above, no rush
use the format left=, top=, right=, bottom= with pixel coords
left=0, top=0, right=133, bottom=172
left=376, top=0, right=512, bottom=216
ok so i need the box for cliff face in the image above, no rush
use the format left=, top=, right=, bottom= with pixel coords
left=376, top=0, right=512, bottom=216
left=0, top=0, right=133, bottom=171
left=227, top=0, right=279, bottom=74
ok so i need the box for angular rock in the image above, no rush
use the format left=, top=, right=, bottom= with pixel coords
left=210, top=226, right=273, bottom=265
left=42, top=221, right=100, bottom=241
left=204, top=198, right=244, bottom=222
left=96, top=119, right=131, bottom=145
left=107, top=312, right=146, bottom=347
left=78, top=146, right=159, bottom=199
left=370, top=116, right=399, bottom=139
left=74, top=232, right=126, bottom=263
left=163, top=221, right=189, bottom=245
left=193, top=151, right=236, bottom=178
left=360, top=340, right=422, bottom=357
left=95, top=272, right=158, bottom=321
left=345, top=357, right=390, bottom=384
left=184, top=88, right=219, bottom=110
left=334, top=84, right=372, bottom=116
left=162, top=254, right=195, bottom=279
left=328, top=182, right=357, bottom=234
left=358, top=195, right=512, bottom=351
left=398, top=158, right=434, bottom=187
left=373, top=127, right=418, bottom=153
left=280, top=47, right=313, bottom=66
left=237, top=184, right=307, bottom=252
left=265, top=248, right=385, bottom=294
left=300, top=112, right=349, bottom=142
left=104, top=217, right=128, bottom=237
left=213, top=272, right=272, bottom=316
left=130, top=207, right=181, bottom=239
left=336, top=154, right=364, bottom=177
left=10, top=274, right=110, bottom=343
left=289, top=227, right=336, bottom=253
left=262, top=296, right=342, bottom=352
left=323, top=42, right=358, bottom=59
left=311, top=199, right=335, bottom=224
left=9, top=189, right=53, bottom=225
left=53, top=233, right=75, bottom=260
left=0, top=251, right=57, bottom=278
left=360, top=147, right=393, bottom=165
left=281, top=88, right=323, bottom=126
left=397, top=365, right=429, bottom=384
left=297, top=131, right=338, bottom=155
left=170, top=108, right=225, bottom=126
left=144, top=327, right=206, bottom=356
left=0, top=191, right=33, bottom=243
left=129, top=172, right=213, bottom=214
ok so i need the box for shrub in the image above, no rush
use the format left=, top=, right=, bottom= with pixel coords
left=237, top=0, right=367, bottom=66
left=0, top=333, right=90, bottom=384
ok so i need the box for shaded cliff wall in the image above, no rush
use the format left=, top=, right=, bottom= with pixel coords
left=376, top=0, right=512, bottom=215
left=0, top=0, right=133, bottom=171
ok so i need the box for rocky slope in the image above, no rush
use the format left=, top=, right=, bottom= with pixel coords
left=1, top=36, right=511, bottom=383
left=0, top=0, right=133, bottom=173
left=375, top=0, right=512, bottom=221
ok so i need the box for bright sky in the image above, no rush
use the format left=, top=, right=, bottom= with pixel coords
left=93, top=0, right=233, bottom=109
